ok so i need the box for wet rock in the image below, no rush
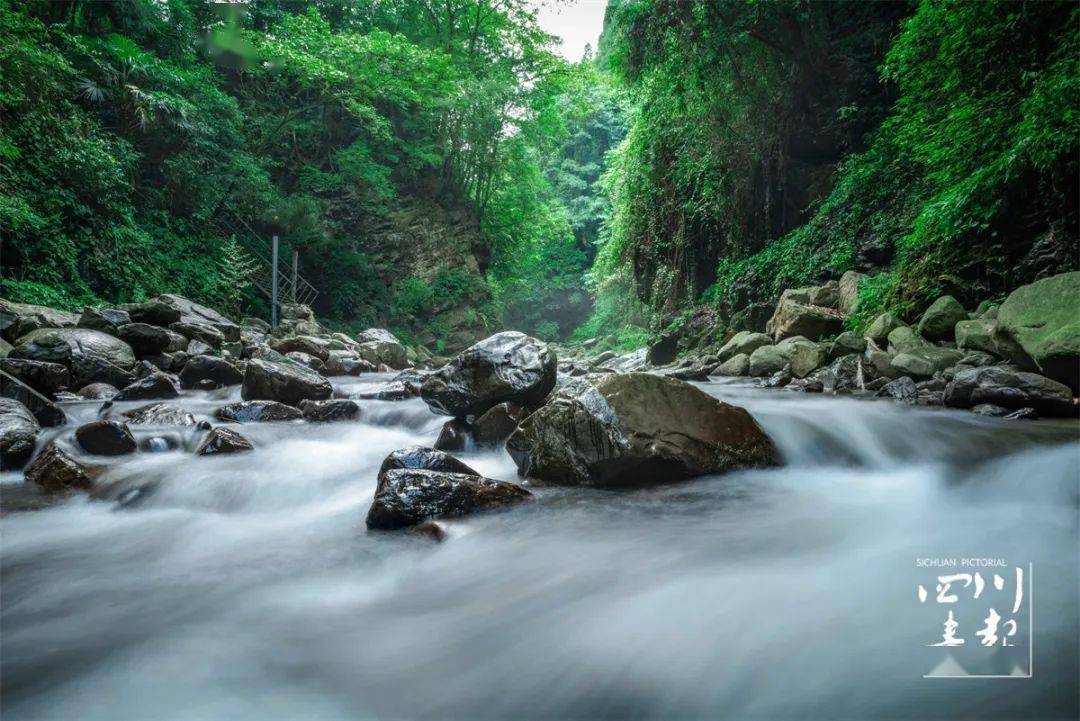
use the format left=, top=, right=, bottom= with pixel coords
left=971, top=403, right=1009, bottom=417
left=715, top=353, right=750, bottom=377
left=862, top=377, right=890, bottom=392
left=241, top=316, right=271, bottom=333
left=76, top=382, right=119, bottom=400
left=0, top=370, right=66, bottom=426
left=300, top=399, right=361, bottom=422
left=646, top=334, right=679, bottom=366
left=420, top=331, right=556, bottom=418
left=10, top=327, right=135, bottom=388
left=215, top=400, right=303, bottom=423
left=169, top=321, right=224, bottom=348
left=816, top=354, right=874, bottom=393
left=366, top=468, right=530, bottom=530
left=122, top=403, right=197, bottom=426
left=434, top=419, right=470, bottom=451
left=0, top=358, right=70, bottom=397
left=196, top=427, right=254, bottom=455
left=766, top=289, right=845, bottom=342
left=77, top=307, right=131, bottom=334
left=877, top=376, right=918, bottom=405
left=764, top=366, right=792, bottom=388
left=943, top=366, right=1074, bottom=416
left=350, top=380, right=416, bottom=401
left=324, top=351, right=376, bottom=376
left=407, top=521, right=447, bottom=542
left=507, top=373, right=779, bottom=488
left=241, top=357, right=332, bottom=406
left=392, top=368, right=431, bottom=395
left=1004, top=407, right=1039, bottom=421
left=376, top=447, right=480, bottom=493
left=271, top=335, right=332, bottom=362
left=285, top=351, right=325, bottom=374
left=24, top=443, right=96, bottom=493
left=117, top=323, right=181, bottom=356
left=0, top=398, right=40, bottom=469
left=186, top=339, right=212, bottom=357
left=717, top=331, right=772, bottom=362
left=865, top=313, right=903, bottom=345
left=193, top=379, right=218, bottom=391
left=126, top=294, right=240, bottom=342
left=75, top=419, right=136, bottom=456
left=994, top=271, right=1080, bottom=390
left=727, top=302, right=775, bottom=334
left=601, top=348, right=649, bottom=374
left=179, top=355, right=243, bottom=389
left=917, top=296, right=967, bottom=341
left=472, top=402, right=525, bottom=446
left=115, top=372, right=181, bottom=401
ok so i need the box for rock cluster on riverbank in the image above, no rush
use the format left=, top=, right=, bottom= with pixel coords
left=562, top=271, right=1079, bottom=421
left=1, top=272, right=1076, bottom=530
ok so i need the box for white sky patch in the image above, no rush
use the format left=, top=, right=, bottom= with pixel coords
left=535, top=0, right=607, bottom=62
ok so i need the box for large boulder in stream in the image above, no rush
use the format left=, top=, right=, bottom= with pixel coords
left=0, top=398, right=40, bottom=469
left=506, top=373, right=779, bottom=488
left=376, top=446, right=480, bottom=492
left=366, top=468, right=531, bottom=530
left=196, top=427, right=253, bottom=456
left=216, top=400, right=303, bottom=423
left=994, top=271, right=1080, bottom=390
left=241, top=358, right=331, bottom=406
left=943, top=366, right=1074, bottom=417
left=24, top=443, right=97, bottom=493
left=10, top=327, right=136, bottom=388
left=75, top=419, right=136, bottom=456
left=122, top=402, right=197, bottom=426
left=0, top=358, right=70, bottom=398
left=0, top=370, right=66, bottom=426
left=420, top=331, right=556, bottom=418
left=717, top=331, right=772, bottom=363
left=115, top=371, right=181, bottom=401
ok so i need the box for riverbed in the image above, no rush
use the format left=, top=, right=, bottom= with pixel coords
left=2, top=376, right=1077, bottom=720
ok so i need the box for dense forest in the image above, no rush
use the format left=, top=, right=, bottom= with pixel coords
left=1, top=0, right=1077, bottom=352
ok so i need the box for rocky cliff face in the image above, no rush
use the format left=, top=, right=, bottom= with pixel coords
left=363, top=197, right=494, bottom=353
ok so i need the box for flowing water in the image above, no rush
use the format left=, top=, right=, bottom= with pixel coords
left=1, top=375, right=1077, bottom=721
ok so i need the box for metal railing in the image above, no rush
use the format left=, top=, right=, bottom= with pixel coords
left=212, top=208, right=319, bottom=307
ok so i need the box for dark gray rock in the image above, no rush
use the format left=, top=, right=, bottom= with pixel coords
left=241, top=358, right=331, bottom=406
left=115, top=372, right=181, bottom=401
left=10, top=327, right=135, bottom=387
left=366, top=468, right=530, bottom=530
left=376, top=447, right=480, bottom=493
left=0, top=398, right=39, bottom=469
left=169, top=321, right=224, bottom=348
left=196, top=427, right=254, bottom=455
left=78, top=307, right=131, bottom=334
left=1004, top=407, right=1039, bottom=421
left=971, top=403, right=1009, bottom=417
left=24, top=443, right=96, bottom=493
left=0, top=370, right=65, bottom=426
left=472, top=402, right=524, bottom=446
left=943, top=366, right=1074, bottom=416
left=126, top=294, right=240, bottom=342
left=877, top=376, right=918, bottom=405
left=349, top=380, right=415, bottom=401
left=75, top=419, right=136, bottom=456
left=117, top=322, right=179, bottom=356
left=215, top=400, right=303, bottom=423
left=0, top=299, right=78, bottom=341
left=0, top=358, right=70, bottom=397
left=646, top=334, right=679, bottom=366
left=507, top=373, right=779, bottom=488
left=434, top=420, right=470, bottom=451
left=421, top=332, right=556, bottom=418
left=122, top=403, right=197, bottom=426
left=271, top=335, right=332, bottom=362
left=179, top=355, right=243, bottom=389
left=300, top=399, right=361, bottom=422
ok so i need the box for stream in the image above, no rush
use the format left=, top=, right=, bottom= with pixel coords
left=1, top=375, right=1077, bottom=720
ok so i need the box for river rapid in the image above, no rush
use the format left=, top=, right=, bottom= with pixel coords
left=1, top=375, right=1077, bottom=721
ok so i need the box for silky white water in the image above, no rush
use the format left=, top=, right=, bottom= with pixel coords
left=2, top=376, right=1077, bottom=720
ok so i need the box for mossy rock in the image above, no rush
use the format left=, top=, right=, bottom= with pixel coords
left=995, top=271, right=1080, bottom=390
left=916, top=295, right=967, bottom=341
